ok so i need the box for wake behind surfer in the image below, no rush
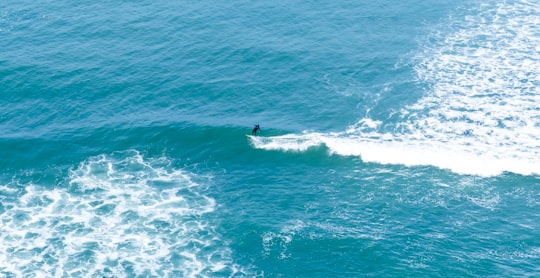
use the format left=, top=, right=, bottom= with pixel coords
left=252, top=124, right=260, bottom=135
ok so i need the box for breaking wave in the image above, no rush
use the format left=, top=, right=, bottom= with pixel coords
left=250, top=1, right=540, bottom=177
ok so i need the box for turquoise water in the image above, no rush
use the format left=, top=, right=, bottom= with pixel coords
left=1, top=0, right=540, bottom=276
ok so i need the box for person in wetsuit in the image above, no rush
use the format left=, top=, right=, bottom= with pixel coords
left=252, top=124, right=260, bottom=135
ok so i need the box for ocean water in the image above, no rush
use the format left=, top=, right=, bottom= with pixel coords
left=1, top=0, right=540, bottom=277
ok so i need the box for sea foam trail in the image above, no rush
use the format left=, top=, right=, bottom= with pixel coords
left=250, top=1, right=540, bottom=177
left=0, top=151, right=249, bottom=277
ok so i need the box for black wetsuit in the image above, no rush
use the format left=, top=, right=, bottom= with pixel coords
left=252, top=124, right=260, bottom=135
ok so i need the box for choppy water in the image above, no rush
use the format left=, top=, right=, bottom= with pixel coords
left=1, top=0, right=540, bottom=277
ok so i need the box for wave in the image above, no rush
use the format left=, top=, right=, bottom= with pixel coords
left=250, top=1, right=540, bottom=177
left=0, top=150, right=251, bottom=277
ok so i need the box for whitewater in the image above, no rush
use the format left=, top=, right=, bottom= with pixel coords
left=250, top=0, right=540, bottom=177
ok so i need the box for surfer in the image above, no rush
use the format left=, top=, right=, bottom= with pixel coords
left=252, top=124, right=260, bottom=135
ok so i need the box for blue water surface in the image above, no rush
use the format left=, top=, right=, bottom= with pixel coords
left=1, top=0, right=540, bottom=277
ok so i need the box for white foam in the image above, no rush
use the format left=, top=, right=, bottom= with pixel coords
left=0, top=151, right=250, bottom=277
left=262, top=220, right=304, bottom=259
left=248, top=133, right=325, bottom=152
left=250, top=1, right=540, bottom=177
left=261, top=218, right=387, bottom=260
